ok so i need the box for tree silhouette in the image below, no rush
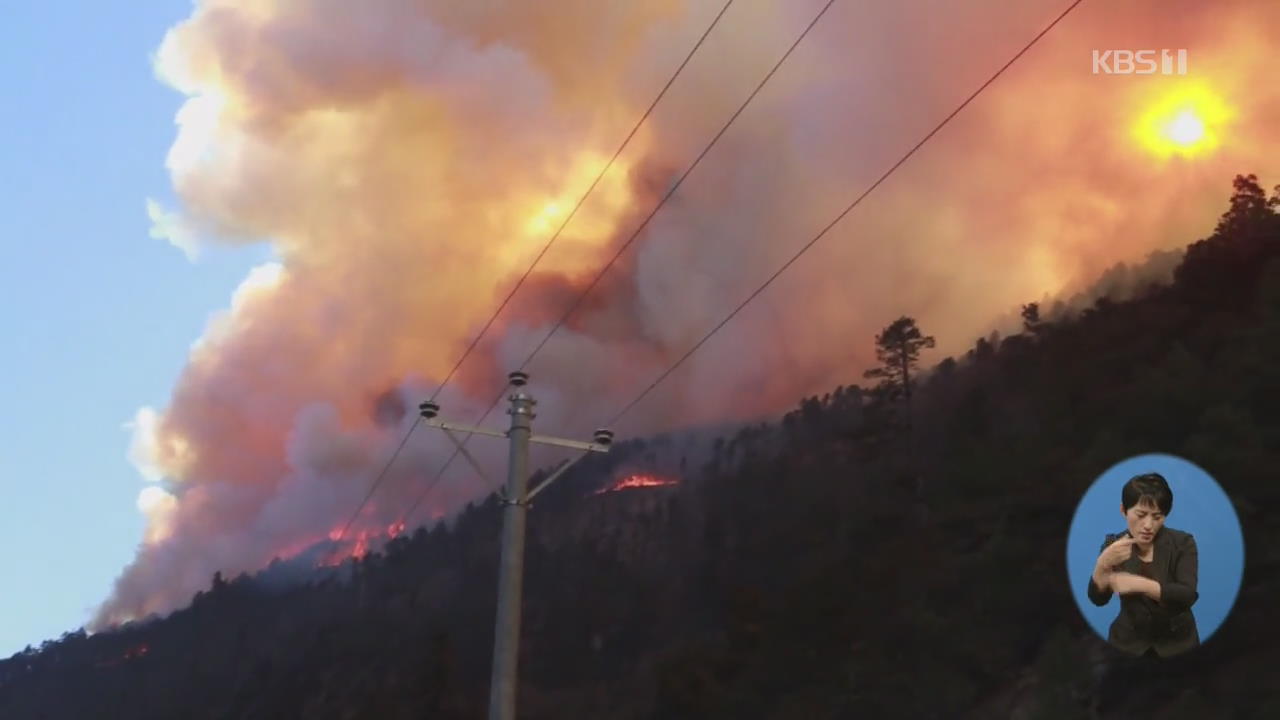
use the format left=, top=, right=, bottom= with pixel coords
left=1215, top=173, right=1272, bottom=236
left=863, top=316, right=935, bottom=407
left=1021, top=302, right=1042, bottom=334
left=864, top=316, right=935, bottom=505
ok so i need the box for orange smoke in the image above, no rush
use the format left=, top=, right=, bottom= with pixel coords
left=101, top=0, right=1280, bottom=626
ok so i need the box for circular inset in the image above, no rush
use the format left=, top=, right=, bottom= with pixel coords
left=1066, top=453, right=1244, bottom=657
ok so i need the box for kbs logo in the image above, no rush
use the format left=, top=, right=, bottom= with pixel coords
left=1092, top=49, right=1188, bottom=75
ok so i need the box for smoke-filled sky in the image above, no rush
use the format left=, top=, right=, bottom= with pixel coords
left=3, top=0, right=1279, bottom=650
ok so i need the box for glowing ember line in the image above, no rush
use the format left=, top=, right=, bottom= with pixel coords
left=594, top=473, right=679, bottom=495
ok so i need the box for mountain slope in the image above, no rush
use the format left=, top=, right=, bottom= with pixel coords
left=2, top=174, right=1279, bottom=719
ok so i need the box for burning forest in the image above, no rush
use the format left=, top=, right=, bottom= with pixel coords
left=89, top=0, right=1280, bottom=633
left=593, top=473, right=681, bottom=496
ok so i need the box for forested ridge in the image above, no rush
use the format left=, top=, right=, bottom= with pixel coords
left=3, top=174, right=1279, bottom=719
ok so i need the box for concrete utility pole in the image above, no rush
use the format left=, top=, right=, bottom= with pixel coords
left=419, top=371, right=612, bottom=720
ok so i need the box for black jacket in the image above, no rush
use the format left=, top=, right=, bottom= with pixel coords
left=1086, top=526, right=1200, bottom=657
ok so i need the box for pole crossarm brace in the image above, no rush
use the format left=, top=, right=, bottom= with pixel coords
left=525, top=453, right=585, bottom=503
left=419, top=400, right=613, bottom=504
left=422, top=419, right=611, bottom=453
left=423, top=417, right=507, bottom=440
left=440, top=427, right=495, bottom=488
left=528, top=434, right=612, bottom=453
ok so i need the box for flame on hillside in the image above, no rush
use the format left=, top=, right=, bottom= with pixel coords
left=594, top=473, right=679, bottom=495
left=263, top=522, right=410, bottom=570
left=315, top=523, right=408, bottom=566
left=97, top=644, right=150, bottom=668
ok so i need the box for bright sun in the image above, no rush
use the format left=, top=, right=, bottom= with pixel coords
left=1133, top=84, right=1232, bottom=158
left=1165, top=110, right=1205, bottom=145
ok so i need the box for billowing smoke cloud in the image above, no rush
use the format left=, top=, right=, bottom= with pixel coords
left=102, top=0, right=1280, bottom=625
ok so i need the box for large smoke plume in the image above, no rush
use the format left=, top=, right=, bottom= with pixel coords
left=102, top=0, right=1280, bottom=625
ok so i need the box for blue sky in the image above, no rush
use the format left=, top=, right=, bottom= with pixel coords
left=1066, top=453, right=1246, bottom=646
left=0, top=4, right=271, bottom=657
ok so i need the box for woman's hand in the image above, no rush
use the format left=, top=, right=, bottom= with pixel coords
left=1109, top=571, right=1161, bottom=599
left=1091, top=568, right=1112, bottom=592
left=1109, top=572, right=1136, bottom=594
left=1097, top=537, right=1135, bottom=570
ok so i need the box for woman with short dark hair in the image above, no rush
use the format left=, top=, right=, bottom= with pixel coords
left=1087, top=473, right=1200, bottom=657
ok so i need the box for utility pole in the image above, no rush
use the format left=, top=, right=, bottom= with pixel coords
left=419, top=371, right=612, bottom=720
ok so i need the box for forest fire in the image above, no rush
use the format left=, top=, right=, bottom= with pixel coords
left=98, top=0, right=1280, bottom=631
left=125, top=644, right=149, bottom=660
left=251, top=520, right=412, bottom=573
left=97, top=644, right=150, bottom=668
left=319, top=529, right=375, bottom=566
left=594, top=474, right=680, bottom=495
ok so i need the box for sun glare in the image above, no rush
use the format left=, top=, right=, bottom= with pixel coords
left=526, top=201, right=565, bottom=235
left=1133, top=84, right=1232, bottom=159
left=1165, top=110, right=1206, bottom=146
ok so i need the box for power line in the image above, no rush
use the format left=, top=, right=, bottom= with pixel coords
left=335, top=415, right=423, bottom=542
left=416, top=0, right=1088, bottom=517
left=399, top=0, right=840, bottom=528
left=514, top=0, right=839, bottom=369
left=604, top=0, right=1088, bottom=429
left=336, top=0, right=736, bottom=540
left=426, top=0, right=737, bottom=404
left=400, top=381, right=513, bottom=526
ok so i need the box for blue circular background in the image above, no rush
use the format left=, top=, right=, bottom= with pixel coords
left=1066, top=453, right=1245, bottom=645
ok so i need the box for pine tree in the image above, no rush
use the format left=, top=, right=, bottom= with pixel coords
left=863, top=316, right=935, bottom=410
